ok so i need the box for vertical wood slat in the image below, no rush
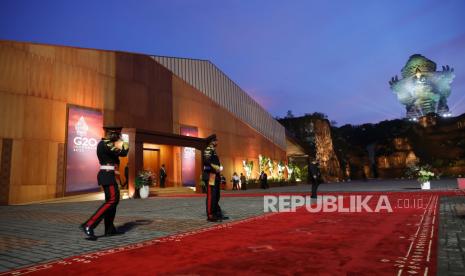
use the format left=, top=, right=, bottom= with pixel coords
left=55, top=143, right=65, bottom=197
left=0, top=139, right=12, bottom=205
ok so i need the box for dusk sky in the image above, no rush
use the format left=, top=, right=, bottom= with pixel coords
left=1, top=0, right=464, bottom=125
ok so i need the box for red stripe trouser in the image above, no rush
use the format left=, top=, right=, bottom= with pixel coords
left=206, top=180, right=219, bottom=218
left=84, top=182, right=120, bottom=229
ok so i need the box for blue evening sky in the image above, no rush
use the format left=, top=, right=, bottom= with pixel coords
left=1, top=0, right=464, bottom=125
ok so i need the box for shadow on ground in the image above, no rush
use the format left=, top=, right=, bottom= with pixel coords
left=116, top=219, right=153, bottom=233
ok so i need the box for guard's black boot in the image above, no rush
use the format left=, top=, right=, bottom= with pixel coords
left=105, top=225, right=124, bottom=236
left=79, top=224, right=97, bottom=241
left=217, top=213, right=229, bottom=220
left=207, top=216, right=219, bottom=222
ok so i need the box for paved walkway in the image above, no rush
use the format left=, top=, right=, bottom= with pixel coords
left=438, top=196, right=465, bottom=275
left=0, top=178, right=463, bottom=274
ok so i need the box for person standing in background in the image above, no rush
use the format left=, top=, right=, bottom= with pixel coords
left=232, top=172, right=240, bottom=190
left=308, top=160, right=322, bottom=199
left=159, top=164, right=167, bottom=188
left=240, top=173, right=247, bottom=190
left=220, top=174, right=227, bottom=190
left=260, top=171, right=268, bottom=189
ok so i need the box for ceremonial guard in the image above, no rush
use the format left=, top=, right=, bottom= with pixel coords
left=80, top=126, right=129, bottom=240
left=202, top=135, right=228, bottom=222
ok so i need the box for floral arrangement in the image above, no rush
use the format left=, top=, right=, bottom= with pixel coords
left=277, top=161, right=286, bottom=180
left=417, top=167, right=435, bottom=183
left=259, top=155, right=267, bottom=173
left=242, top=160, right=254, bottom=180
left=267, top=159, right=275, bottom=178
left=286, top=163, right=295, bottom=181
left=135, top=170, right=155, bottom=189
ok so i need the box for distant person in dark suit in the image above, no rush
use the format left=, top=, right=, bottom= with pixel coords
left=240, top=173, right=247, bottom=190
left=123, top=164, right=129, bottom=189
left=260, top=171, right=268, bottom=189
left=220, top=174, right=227, bottom=190
left=159, top=164, right=167, bottom=188
left=308, top=160, right=321, bottom=199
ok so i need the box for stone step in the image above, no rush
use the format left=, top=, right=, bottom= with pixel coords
left=148, top=186, right=196, bottom=196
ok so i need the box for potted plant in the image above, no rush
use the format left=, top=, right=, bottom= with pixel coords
left=417, top=166, right=435, bottom=190
left=135, top=170, right=154, bottom=199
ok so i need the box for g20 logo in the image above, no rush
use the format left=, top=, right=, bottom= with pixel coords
left=73, top=136, right=98, bottom=147
left=183, top=147, right=195, bottom=157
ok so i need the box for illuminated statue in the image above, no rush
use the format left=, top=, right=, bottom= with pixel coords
left=389, top=54, right=455, bottom=119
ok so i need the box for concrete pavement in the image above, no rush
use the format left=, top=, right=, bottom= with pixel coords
left=0, top=178, right=464, bottom=274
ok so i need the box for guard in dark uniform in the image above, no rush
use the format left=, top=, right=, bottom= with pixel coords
left=80, top=126, right=129, bottom=240
left=202, top=135, right=228, bottom=222
left=308, top=160, right=322, bottom=199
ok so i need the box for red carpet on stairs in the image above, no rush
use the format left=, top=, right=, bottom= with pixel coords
left=3, top=192, right=448, bottom=275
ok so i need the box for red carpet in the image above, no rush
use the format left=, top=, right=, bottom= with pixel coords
left=2, top=192, right=453, bottom=275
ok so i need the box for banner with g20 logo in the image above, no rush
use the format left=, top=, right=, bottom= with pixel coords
left=65, top=106, right=103, bottom=193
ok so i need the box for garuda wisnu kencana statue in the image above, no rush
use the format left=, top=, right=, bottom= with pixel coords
left=389, top=54, right=455, bottom=119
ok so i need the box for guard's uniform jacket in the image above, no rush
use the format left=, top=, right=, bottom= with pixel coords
left=84, top=138, right=129, bottom=231
left=96, top=139, right=128, bottom=186
left=202, top=144, right=222, bottom=219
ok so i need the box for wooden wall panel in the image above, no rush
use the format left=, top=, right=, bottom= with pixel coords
left=113, top=53, right=173, bottom=132
left=0, top=92, right=25, bottom=139
left=103, top=75, right=116, bottom=110
left=27, top=53, right=54, bottom=98
left=76, top=48, right=101, bottom=73
left=28, top=44, right=55, bottom=60
left=9, top=140, right=56, bottom=203
left=23, top=96, right=53, bottom=140
left=98, top=52, right=116, bottom=77
left=11, top=185, right=49, bottom=204
left=0, top=44, right=28, bottom=95
left=172, top=75, right=286, bottom=183
left=51, top=62, right=72, bottom=102
left=50, top=101, right=67, bottom=142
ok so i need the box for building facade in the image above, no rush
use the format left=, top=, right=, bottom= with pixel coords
left=0, top=40, right=290, bottom=204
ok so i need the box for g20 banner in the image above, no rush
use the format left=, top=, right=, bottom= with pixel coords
left=65, top=106, right=103, bottom=193
left=180, top=126, right=198, bottom=187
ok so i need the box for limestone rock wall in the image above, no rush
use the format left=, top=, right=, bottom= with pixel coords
left=313, top=119, right=342, bottom=181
